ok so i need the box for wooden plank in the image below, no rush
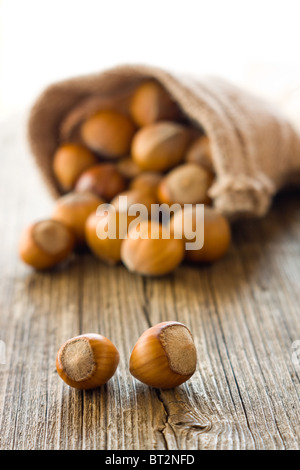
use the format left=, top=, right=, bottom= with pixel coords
left=0, top=113, right=299, bottom=449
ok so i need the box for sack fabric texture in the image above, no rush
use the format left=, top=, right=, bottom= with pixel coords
left=27, top=64, right=300, bottom=219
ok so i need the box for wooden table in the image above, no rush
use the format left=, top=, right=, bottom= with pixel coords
left=0, top=112, right=299, bottom=450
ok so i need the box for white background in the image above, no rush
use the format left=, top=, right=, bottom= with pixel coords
left=1, top=0, right=300, bottom=122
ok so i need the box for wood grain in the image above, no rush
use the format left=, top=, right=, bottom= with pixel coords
left=0, top=112, right=299, bottom=449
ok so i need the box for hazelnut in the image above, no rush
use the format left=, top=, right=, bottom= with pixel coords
left=75, top=164, right=126, bottom=201
left=81, top=110, right=136, bottom=158
left=52, top=192, right=103, bottom=246
left=158, top=163, right=214, bottom=206
left=52, top=143, right=98, bottom=192
left=131, top=122, right=192, bottom=172
left=56, top=333, right=119, bottom=390
left=19, top=219, right=75, bottom=270
left=116, top=156, right=143, bottom=180
left=186, top=135, right=213, bottom=172
left=130, top=80, right=181, bottom=127
left=129, top=321, right=197, bottom=389
left=129, top=171, right=162, bottom=199
left=111, top=189, right=157, bottom=216
left=170, top=206, right=231, bottom=263
left=121, top=221, right=185, bottom=276
left=85, top=210, right=129, bottom=265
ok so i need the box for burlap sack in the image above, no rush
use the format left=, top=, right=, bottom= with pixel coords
left=27, top=64, right=300, bottom=219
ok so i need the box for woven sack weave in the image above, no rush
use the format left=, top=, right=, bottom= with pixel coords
left=28, top=64, right=300, bottom=219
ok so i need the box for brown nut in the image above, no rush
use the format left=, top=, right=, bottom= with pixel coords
left=81, top=110, right=136, bottom=158
left=131, top=122, right=192, bottom=172
left=186, top=135, right=213, bottom=172
left=111, top=189, right=157, bottom=216
left=121, top=220, right=185, bottom=276
left=85, top=210, right=131, bottom=265
left=130, top=80, right=182, bottom=127
left=170, top=206, right=231, bottom=263
left=56, top=333, right=119, bottom=390
left=75, top=164, right=126, bottom=201
left=129, top=171, right=162, bottom=199
left=19, top=219, right=75, bottom=270
left=116, top=156, right=143, bottom=180
left=52, top=192, right=104, bottom=246
left=52, top=143, right=98, bottom=192
left=129, top=321, right=197, bottom=389
left=158, top=163, right=214, bottom=206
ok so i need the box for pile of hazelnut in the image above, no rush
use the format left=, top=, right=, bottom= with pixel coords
left=19, top=81, right=231, bottom=276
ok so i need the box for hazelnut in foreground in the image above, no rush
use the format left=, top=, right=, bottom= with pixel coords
left=56, top=333, right=119, bottom=390
left=129, top=321, right=197, bottom=389
left=75, top=164, right=126, bottom=201
left=19, top=219, right=75, bottom=270
left=52, top=192, right=104, bottom=246
left=130, top=80, right=182, bottom=127
left=158, top=163, right=214, bottom=206
left=131, top=122, right=191, bottom=172
left=121, top=221, right=185, bottom=276
left=81, top=110, right=136, bottom=158
left=52, top=143, right=98, bottom=192
left=171, top=206, right=231, bottom=263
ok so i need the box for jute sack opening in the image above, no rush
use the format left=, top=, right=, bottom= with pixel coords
left=27, top=64, right=300, bottom=219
